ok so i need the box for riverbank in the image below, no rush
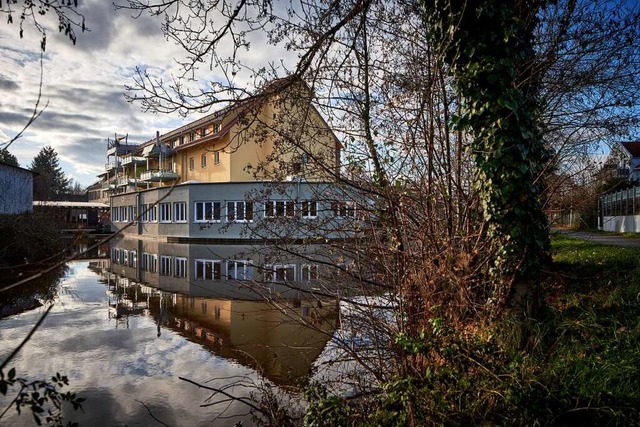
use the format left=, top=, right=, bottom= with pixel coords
left=303, top=234, right=640, bottom=425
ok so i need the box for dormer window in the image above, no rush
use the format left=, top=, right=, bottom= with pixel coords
left=214, top=122, right=221, bottom=133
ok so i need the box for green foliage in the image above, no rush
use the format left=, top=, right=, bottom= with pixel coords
left=304, top=382, right=351, bottom=427
left=0, top=148, right=19, bottom=167
left=0, top=368, right=85, bottom=426
left=29, top=145, right=71, bottom=200
left=423, top=0, right=551, bottom=301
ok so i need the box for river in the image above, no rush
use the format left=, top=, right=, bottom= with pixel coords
left=0, top=240, right=343, bottom=426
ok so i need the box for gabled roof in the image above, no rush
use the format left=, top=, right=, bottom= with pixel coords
left=620, top=141, right=640, bottom=157
left=0, top=161, right=37, bottom=175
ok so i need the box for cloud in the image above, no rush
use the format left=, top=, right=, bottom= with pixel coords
left=0, top=2, right=305, bottom=186
left=0, top=74, right=19, bottom=91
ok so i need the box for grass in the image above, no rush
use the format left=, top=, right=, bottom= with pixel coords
left=539, top=235, right=640, bottom=424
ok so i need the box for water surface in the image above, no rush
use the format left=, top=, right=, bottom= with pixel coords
left=0, top=259, right=337, bottom=426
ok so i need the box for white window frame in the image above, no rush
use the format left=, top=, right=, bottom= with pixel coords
left=174, top=257, right=187, bottom=278
left=111, top=207, right=119, bottom=222
left=122, top=250, right=128, bottom=265
left=120, top=206, right=127, bottom=222
left=173, top=202, right=187, bottom=223
left=160, top=255, right=172, bottom=276
left=227, top=260, right=252, bottom=280
left=148, top=204, right=158, bottom=222
left=301, top=200, right=317, bottom=219
left=226, top=201, right=253, bottom=222
left=332, top=200, right=357, bottom=218
left=159, top=202, right=172, bottom=223
left=264, top=264, right=296, bottom=282
left=194, top=259, right=222, bottom=280
left=140, top=204, right=148, bottom=223
left=301, top=264, right=319, bottom=281
left=264, top=200, right=295, bottom=218
left=141, top=252, right=149, bottom=271
left=149, top=254, right=158, bottom=273
left=194, top=201, right=221, bottom=222
left=130, top=251, right=137, bottom=268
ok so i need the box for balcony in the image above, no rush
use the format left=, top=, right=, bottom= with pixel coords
left=140, top=170, right=180, bottom=182
left=116, top=177, right=131, bottom=187
left=105, top=160, right=121, bottom=171
left=121, top=155, right=146, bottom=166
left=102, top=182, right=117, bottom=191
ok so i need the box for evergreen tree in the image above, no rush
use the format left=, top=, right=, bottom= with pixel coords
left=29, top=145, right=71, bottom=200
left=0, top=148, right=19, bottom=167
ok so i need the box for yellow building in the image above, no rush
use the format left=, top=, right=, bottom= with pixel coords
left=102, top=77, right=340, bottom=194
left=99, top=78, right=359, bottom=241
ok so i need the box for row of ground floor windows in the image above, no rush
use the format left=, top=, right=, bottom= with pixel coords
left=111, top=249, right=320, bottom=282
left=110, top=199, right=357, bottom=223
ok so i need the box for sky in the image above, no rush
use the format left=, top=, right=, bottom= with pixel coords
left=0, top=1, right=293, bottom=187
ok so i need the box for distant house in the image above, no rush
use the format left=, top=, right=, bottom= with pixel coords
left=33, top=193, right=109, bottom=230
left=609, top=141, right=640, bottom=183
left=0, top=162, right=34, bottom=215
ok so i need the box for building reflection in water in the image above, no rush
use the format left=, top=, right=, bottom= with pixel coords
left=89, top=239, right=342, bottom=386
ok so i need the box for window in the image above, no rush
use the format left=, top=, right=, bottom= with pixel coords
left=189, top=157, right=195, bottom=170
left=201, top=154, right=207, bottom=168
left=301, top=264, right=319, bottom=281
left=159, top=203, right=172, bottom=223
left=141, top=252, right=149, bottom=271
left=227, top=201, right=253, bottom=222
left=173, top=202, right=186, bottom=222
left=214, top=122, right=221, bottom=133
left=301, top=200, right=317, bottom=219
left=174, top=257, right=187, bottom=277
left=332, top=201, right=356, bottom=218
left=140, top=204, right=148, bottom=223
left=179, top=135, right=185, bottom=145
left=227, top=260, right=252, bottom=280
left=129, top=205, right=136, bottom=222
left=160, top=256, right=172, bottom=276
left=112, top=248, right=120, bottom=264
left=195, top=259, right=222, bottom=280
left=111, top=207, right=119, bottom=222
left=130, top=251, right=137, bottom=268
left=149, top=254, right=158, bottom=272
left=264, top=264, right=295, bottom=282
left=265, top=200, right=295, bottom=218
left=214, top=150, right=220, bottom=165
left=148, top=204, right=158, bottom=222
left=122, top=250, right=128, bottom=265
left=195, top=201, right=221, bottom=222
left=120, top=206, right=127, bottom=222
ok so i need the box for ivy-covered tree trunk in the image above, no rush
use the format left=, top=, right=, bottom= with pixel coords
left=425, top=0, right=551, bottom=312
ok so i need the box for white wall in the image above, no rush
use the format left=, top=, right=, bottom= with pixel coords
left=601, top=215, right=640, bottom=233
left=0, top=164, right=33, bottom=214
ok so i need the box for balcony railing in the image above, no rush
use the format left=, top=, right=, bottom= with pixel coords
left=139, top=170, right=180, bottom=182
left=121, top=155, right=146, bottom=166
left=102, top=182, right=117, bottom=191
left=105, top=161, right=121, bottom=171
left=116, top=177, right=131, bottom=187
